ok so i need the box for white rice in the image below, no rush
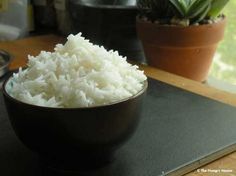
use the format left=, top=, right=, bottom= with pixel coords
left=6, top=33, right=147, bottom=108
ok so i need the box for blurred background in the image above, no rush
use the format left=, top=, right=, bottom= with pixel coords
left=0, top=0, right=235, bottom=92
left=0, top=0, right=144, bottom=62
left=208, top=0, right=236, bottom=92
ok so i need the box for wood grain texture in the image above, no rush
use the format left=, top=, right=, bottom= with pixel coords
left=1, top=35, right=236, bottom=176
left=0, top=35, right=64, bottom=70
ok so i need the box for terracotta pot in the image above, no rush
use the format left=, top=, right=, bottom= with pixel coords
left=136, top=17, right=227, bottom=82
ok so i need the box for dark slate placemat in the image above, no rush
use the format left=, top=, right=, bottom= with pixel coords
left=1, top=78, right=236, bottom=176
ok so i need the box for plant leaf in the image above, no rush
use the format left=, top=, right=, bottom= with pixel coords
left=188, top=0, right=198, bottom=8
left=192, top=2, right=211, bottom=24
left=180, top=0, right=190, bottom=13
left=169, top=0, right=186, bottom=17
left=179, top=0, right=188, bottom=9
left=185, top=0, right=192, bottom=6
left=207, top=0, right=229, bottom=18
left=187, top=0, right=211, bottom=19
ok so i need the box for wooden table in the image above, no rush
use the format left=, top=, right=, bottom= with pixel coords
left=1, top=35, right=236, bottom=176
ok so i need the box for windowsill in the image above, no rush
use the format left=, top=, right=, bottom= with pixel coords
left=206, top=76, right=236, bottom=94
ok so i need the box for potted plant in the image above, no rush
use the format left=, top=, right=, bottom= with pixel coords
left=136, top=0, right=229, bottom=82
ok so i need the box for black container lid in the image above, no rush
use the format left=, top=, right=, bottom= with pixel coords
left=71, top=0, right=137, bottom=9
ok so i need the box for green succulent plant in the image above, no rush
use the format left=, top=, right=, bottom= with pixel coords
left=137, top=0, right=229, bottom=25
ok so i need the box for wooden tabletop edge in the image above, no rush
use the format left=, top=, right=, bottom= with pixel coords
left=138, top=64, right=236, bottom=107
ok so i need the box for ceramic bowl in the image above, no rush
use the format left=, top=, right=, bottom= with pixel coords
left=2, top=77, right=147, bottom=170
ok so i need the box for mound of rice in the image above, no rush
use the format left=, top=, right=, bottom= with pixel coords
left=7, top=33, right=147, bottom=108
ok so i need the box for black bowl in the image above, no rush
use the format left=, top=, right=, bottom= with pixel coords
left=2, top=76, right=147, bottom=170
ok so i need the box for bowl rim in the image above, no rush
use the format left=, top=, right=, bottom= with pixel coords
left=3, top=75, right=148, bottom=110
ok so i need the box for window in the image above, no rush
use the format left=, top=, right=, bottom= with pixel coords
left=209, top=0, right=236, bottom=90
